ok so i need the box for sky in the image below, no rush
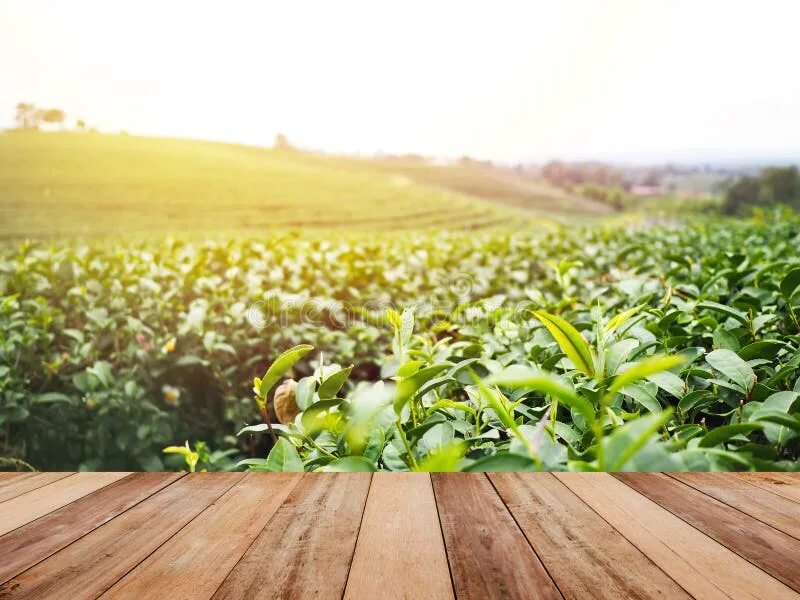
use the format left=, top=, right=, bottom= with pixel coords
left=2, top=0, right=800, bottom=163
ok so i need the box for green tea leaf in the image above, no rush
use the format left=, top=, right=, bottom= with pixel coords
left=32, top=392, right=73, bottom=405
left=318, top=364, right=353, bottom=399
left=417, top=441, right=467, bottom=472
left=646, top=371, right=686, bottom=398
left=697, top=423, right=762, bottom=448
left=751, top=391, right=800, bottom=444
left=486, top=366, right=595, bottom=424
left=696, top=301, right=749, bottom=325
left=780, top=267, right=800, bottom=300
left=738, top=340, right=785, bottom=361
left=262, top=437, right=304, bottom=472
left=294, top=376, right=316, bottom=410
left=163, top=441, right=199, bottom=472
left=400, top=307, right=415, bottom=347
left=397, top=360, right=425, bottom=378
left=321, top=456, right=377, bottom=472
left=604, top=339, right=639, bottom=376
left=394, top=363, right=451, bottom=414
left=259, top=344, right=314, bottom=398
left=620, top=383, right=662, bottom=414
left=706, top=349, right=756, bottom=392
left=463, top=452, right=537, bottom=472
left=601, top=410, right=673, bottom=471
left=607, top=355, right=685, bottom=397
left=604, top=304, right=645, bottom=335
left=534, top=310, right=595, bottom=377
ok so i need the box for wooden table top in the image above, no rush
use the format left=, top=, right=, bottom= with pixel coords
left=0, top=472, right=798, bottom=599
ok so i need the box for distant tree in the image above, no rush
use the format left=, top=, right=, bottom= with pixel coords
left=274, top=133, right=292, bottom=150
left=15, top=102, right=38, bottom=129
left=541, top=160, right=625, bottom=189
left=642, top=171, right=661, bottom=187
left=541, top=161, right=569, bottom=186
left=722, top=176, right=761, bottom=215
left=76, top=119, right=86, bottom=131
left=13, top=104, right=66, bottom=130
left=722, top=166, right=800, bottom=214
left=39, top=108, right=66, bottom=128
left=760, top=166, right=800, bottom=206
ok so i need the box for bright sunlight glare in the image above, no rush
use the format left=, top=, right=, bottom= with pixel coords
left=2, top=0, right=800, bottom=162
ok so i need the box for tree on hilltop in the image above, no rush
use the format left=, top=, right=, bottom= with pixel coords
left=39, top=108, right=66, bottom=128
left=13, top=103, right=67, bottom=130
left=15, top=102, right=38, bottom=129
left=274, top=133, right=292, bottom=150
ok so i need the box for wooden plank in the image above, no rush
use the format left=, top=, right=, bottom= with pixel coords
left=616, top=472, right=800, bottom=593
left=556, top=473, right=796, bottom=600
left=0, top=472, right=243, bottom=599
left=490, top=473, right=689, bottom=599
left=0, top=473, right=34, bottom=496
left=431, top=473, right=561, bottom=600
left=0, top=472, right=182, bottom=585
left=103, top=472, right=302, bottom=600
left=0, top=472, right=129, bottom=536
left=670, top=472, right=800, bottom=540
left=344, top=473, right=454, bottom=600
left=737, top=472, right=800, bottom=503
left=213, top=473, right=371, bottom=600
left=0, top=472, right=73, bottom=503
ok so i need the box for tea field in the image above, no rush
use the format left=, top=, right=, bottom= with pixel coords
left=2, top=215, right=800, bottom=472
left=0, top=132, right=612, bottom=239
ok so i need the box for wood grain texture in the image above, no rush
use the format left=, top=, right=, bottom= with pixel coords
left=344, top=473, right=453, bottom=600
left=737, top=472, right=800, bottom=503
left=431, top=473, right=561, bottom=600
left=102, top=472, right=302, bottom=600
left=556, top=473, right=796, bottom=600
left=616, top=472, right=800, bottom=593
left=0, top=472, right=73, bottom=503
left=491, top=473, right=689, bottom=599
left=670, top=472, right=800, bottom=540
left=213, top=473, right=371, bottom=600
left=0, top=472, right=182, bottom=585
left=1, top=472, right=798, bottom=599
left=0, top=473, right=243, bottom=600
left=0, top=472, right=129, bottom=536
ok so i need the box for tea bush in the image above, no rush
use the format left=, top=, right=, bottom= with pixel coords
left=2, top=215, right=800, bottom=470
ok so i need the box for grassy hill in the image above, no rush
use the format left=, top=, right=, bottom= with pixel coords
left=0, top=131, right=611, bottom=238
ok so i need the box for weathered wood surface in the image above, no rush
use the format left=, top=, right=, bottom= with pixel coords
left=0, top=472, right=797, bottom=599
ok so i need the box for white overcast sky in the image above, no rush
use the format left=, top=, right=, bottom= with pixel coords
left=1, top=0, right=799, bottom=162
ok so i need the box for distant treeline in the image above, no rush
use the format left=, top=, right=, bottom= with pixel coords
left=539, top=161, right=627, bottom=210
left=541, top=160, right=628, bottom=188
left=13, top=102, right=91, bottom=132
left=723, top=166, right=800, bottom=214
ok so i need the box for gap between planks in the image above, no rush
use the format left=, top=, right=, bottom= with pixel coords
left=489, top=472, right=690, bottom=599
left=0, top=472, right=184, bottom=585
left=0, top=473, right=244, bottom=599
left=0, top=472, right=130, bottom=536
left=557, top=472, right=796, bottom=600
left=615, top=472, right=800, bottom=594
left=344, top=473, right=453, bottom=600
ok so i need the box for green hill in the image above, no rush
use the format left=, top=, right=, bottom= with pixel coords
left=0, top=131, right=611, bottom=238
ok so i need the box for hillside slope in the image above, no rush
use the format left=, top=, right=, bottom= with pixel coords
left=296, top=152, right=612, bottom=216
left=0, top=131, right=609, bottom=237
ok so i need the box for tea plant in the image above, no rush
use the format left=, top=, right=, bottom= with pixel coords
left=2, top=213, right=800, bottom=470
left=237, top=297, right=799, bottom=472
